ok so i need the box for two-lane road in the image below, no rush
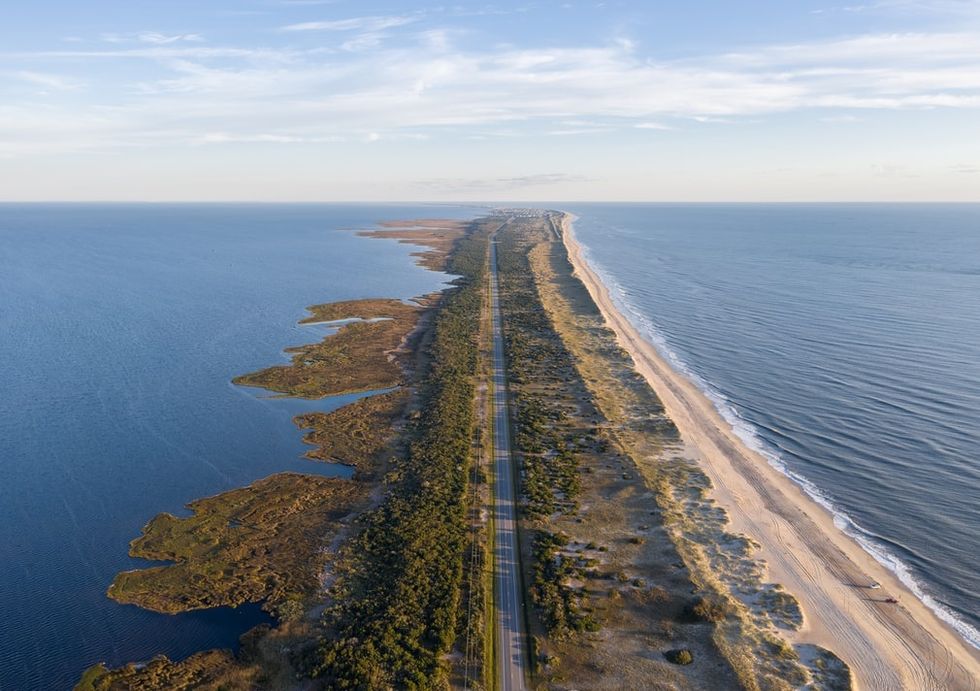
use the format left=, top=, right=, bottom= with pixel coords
left=489, top=234, right=528, bottom=691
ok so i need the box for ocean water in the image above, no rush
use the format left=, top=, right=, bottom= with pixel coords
left=0, top=203, right=476, bottom=690
left=565, top=203, right=980, bottom=648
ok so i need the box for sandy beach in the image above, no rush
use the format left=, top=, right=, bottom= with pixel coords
left=561, top=213, right=980, bottom=690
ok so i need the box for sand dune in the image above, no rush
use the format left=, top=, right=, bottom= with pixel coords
left=561, top=213, right=979, bottom=690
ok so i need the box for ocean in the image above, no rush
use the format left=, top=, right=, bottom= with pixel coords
left=565, top=203, right=980, bottom=649
left=0, top=203, right=477, bottom=690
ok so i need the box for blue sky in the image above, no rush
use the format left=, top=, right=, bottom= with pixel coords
left=2, top=0, right=979, bottom=200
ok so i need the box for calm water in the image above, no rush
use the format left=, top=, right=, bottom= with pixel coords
left=0, top=203, right=476, bottom=690
left=566, top=203, right=980, bottom=647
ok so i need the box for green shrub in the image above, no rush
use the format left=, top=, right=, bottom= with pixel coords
left=665, top=649, right=694, bottom=665
left=309, top=223, right=489, bottom=688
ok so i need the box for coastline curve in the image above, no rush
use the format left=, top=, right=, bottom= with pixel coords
left=560, top=211, right=980, bottom=690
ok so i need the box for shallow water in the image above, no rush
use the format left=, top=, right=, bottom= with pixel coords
left=565, top=203, right=980, bottom=647
left=0, top=203, right=476, bottom=690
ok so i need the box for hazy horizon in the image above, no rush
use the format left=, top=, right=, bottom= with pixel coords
left=4, top=200, right=980, bottom=205
left=3, top=0, right=980, bottom=202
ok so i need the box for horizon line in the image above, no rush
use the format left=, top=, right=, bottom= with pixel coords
left=2, top=199, right=980, bottom=205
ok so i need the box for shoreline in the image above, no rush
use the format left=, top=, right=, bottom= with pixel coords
left=79, top=216, right=478, bottom=689
left=560, top=212, right=980, bottom=690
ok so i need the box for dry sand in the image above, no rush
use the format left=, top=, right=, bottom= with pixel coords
left=561, top=214, right=979, bottom=690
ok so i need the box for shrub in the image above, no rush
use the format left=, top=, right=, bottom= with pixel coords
left=686, top=595, right=731, bottom=623
left=310, top=223, right=489, bottom=688
left=665, top=649, right=694, bottom=665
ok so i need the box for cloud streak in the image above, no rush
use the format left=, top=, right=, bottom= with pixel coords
left=418, top=173, right=593, bottom=192
left=3, top=29, right=980, bottom=156
left=279, top=15, right=416, bottom=32
left=7, top=70, right=83, bottom=91
left=102, top=32, right=204, bottom=44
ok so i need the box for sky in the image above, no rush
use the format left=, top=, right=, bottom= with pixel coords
left=2, top=0, right=979, bottom=201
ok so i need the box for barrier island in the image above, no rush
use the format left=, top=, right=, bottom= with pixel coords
left=74, top=212, right=980, bottom=690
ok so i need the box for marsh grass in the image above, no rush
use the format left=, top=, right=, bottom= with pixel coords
left=108, top=473, right=364, bottom=615
left=85, top=220, right=472, bottom=689
left=233, top=299, right=419, bottom=399
left=77, top=651, right=259, bottom=691
left=294, top=388, right=410, bottom=477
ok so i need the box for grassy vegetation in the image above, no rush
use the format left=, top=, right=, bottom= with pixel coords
left=529, top=531, right=599, bottom=638
left=470, top=213, right=747, bottom=688
left=456, top=516, right=492, bottom=690
left=306, top=222, right=492, bottom=689
left=361, top=219, right=467, bottom=272
left=233, top=298, right=419, bottom=398
left=77, top=651, right=259, bottom=691
left=687, top=594, right=734, bottom=623
left=295, top=388, right=410, bottom=477
left=299, top=298, right=414, bottom=324
left=514, top=397, right=581, bottom=519
left=666, top=649, right=694, bottom=665
left=494, top=218, right=611, bottom=645
left=507, top=212, right=832, bottom=689
left=108, top=473, right=364, bottom=617
left=82, top=220, right=479, bottom=690
left=84, top=210, right=831, bottom=690
left=452, top=254, right=495, bottom=691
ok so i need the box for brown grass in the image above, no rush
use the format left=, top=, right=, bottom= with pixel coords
left=515, top=214, right=819, bottom=689
left=76, top=650, right=259, bottom=691
left=494, top=217, right=740, bottom=690
left=294, top=388, right=410, bottom=477
left=361, top=219, right=467, bottom=271
left=108, top=473, right=366, bottom=615
left=233, top=298, right=418, bottom=398
left=84, top=218, right=476, bottom=690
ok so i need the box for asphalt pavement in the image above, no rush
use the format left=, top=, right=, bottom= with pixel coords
left=489, top=235, right=528, bottom=691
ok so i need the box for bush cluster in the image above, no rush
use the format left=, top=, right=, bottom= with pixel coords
left=529, top=531, right=599, bottom=638
left=686, top=595, right=732, bottom=623
left=495, top=229, right=587, bottom=519
left=309, top=225, right=489, bottom=689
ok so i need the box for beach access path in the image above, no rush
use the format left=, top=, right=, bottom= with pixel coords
left=561, top=213, right=979, bottom=691
left=489, top=231, right=529, bottom=691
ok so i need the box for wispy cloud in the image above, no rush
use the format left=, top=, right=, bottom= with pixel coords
left=7, top=70, right=83, bottom=91
left=501, top=173, right=593, bottom=185
left=5, top=46, right=295, bottom=61
left=418, top=173, right=592, bottom=192
left=194, top=131, right=344, bottom=144
left=814, top=0, right=980, bottom=15
left=279, top=15, right=416, bottom=32
left=3, top=29, right=980, bottom=156
left=102, top=32, right=204, bottom=44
